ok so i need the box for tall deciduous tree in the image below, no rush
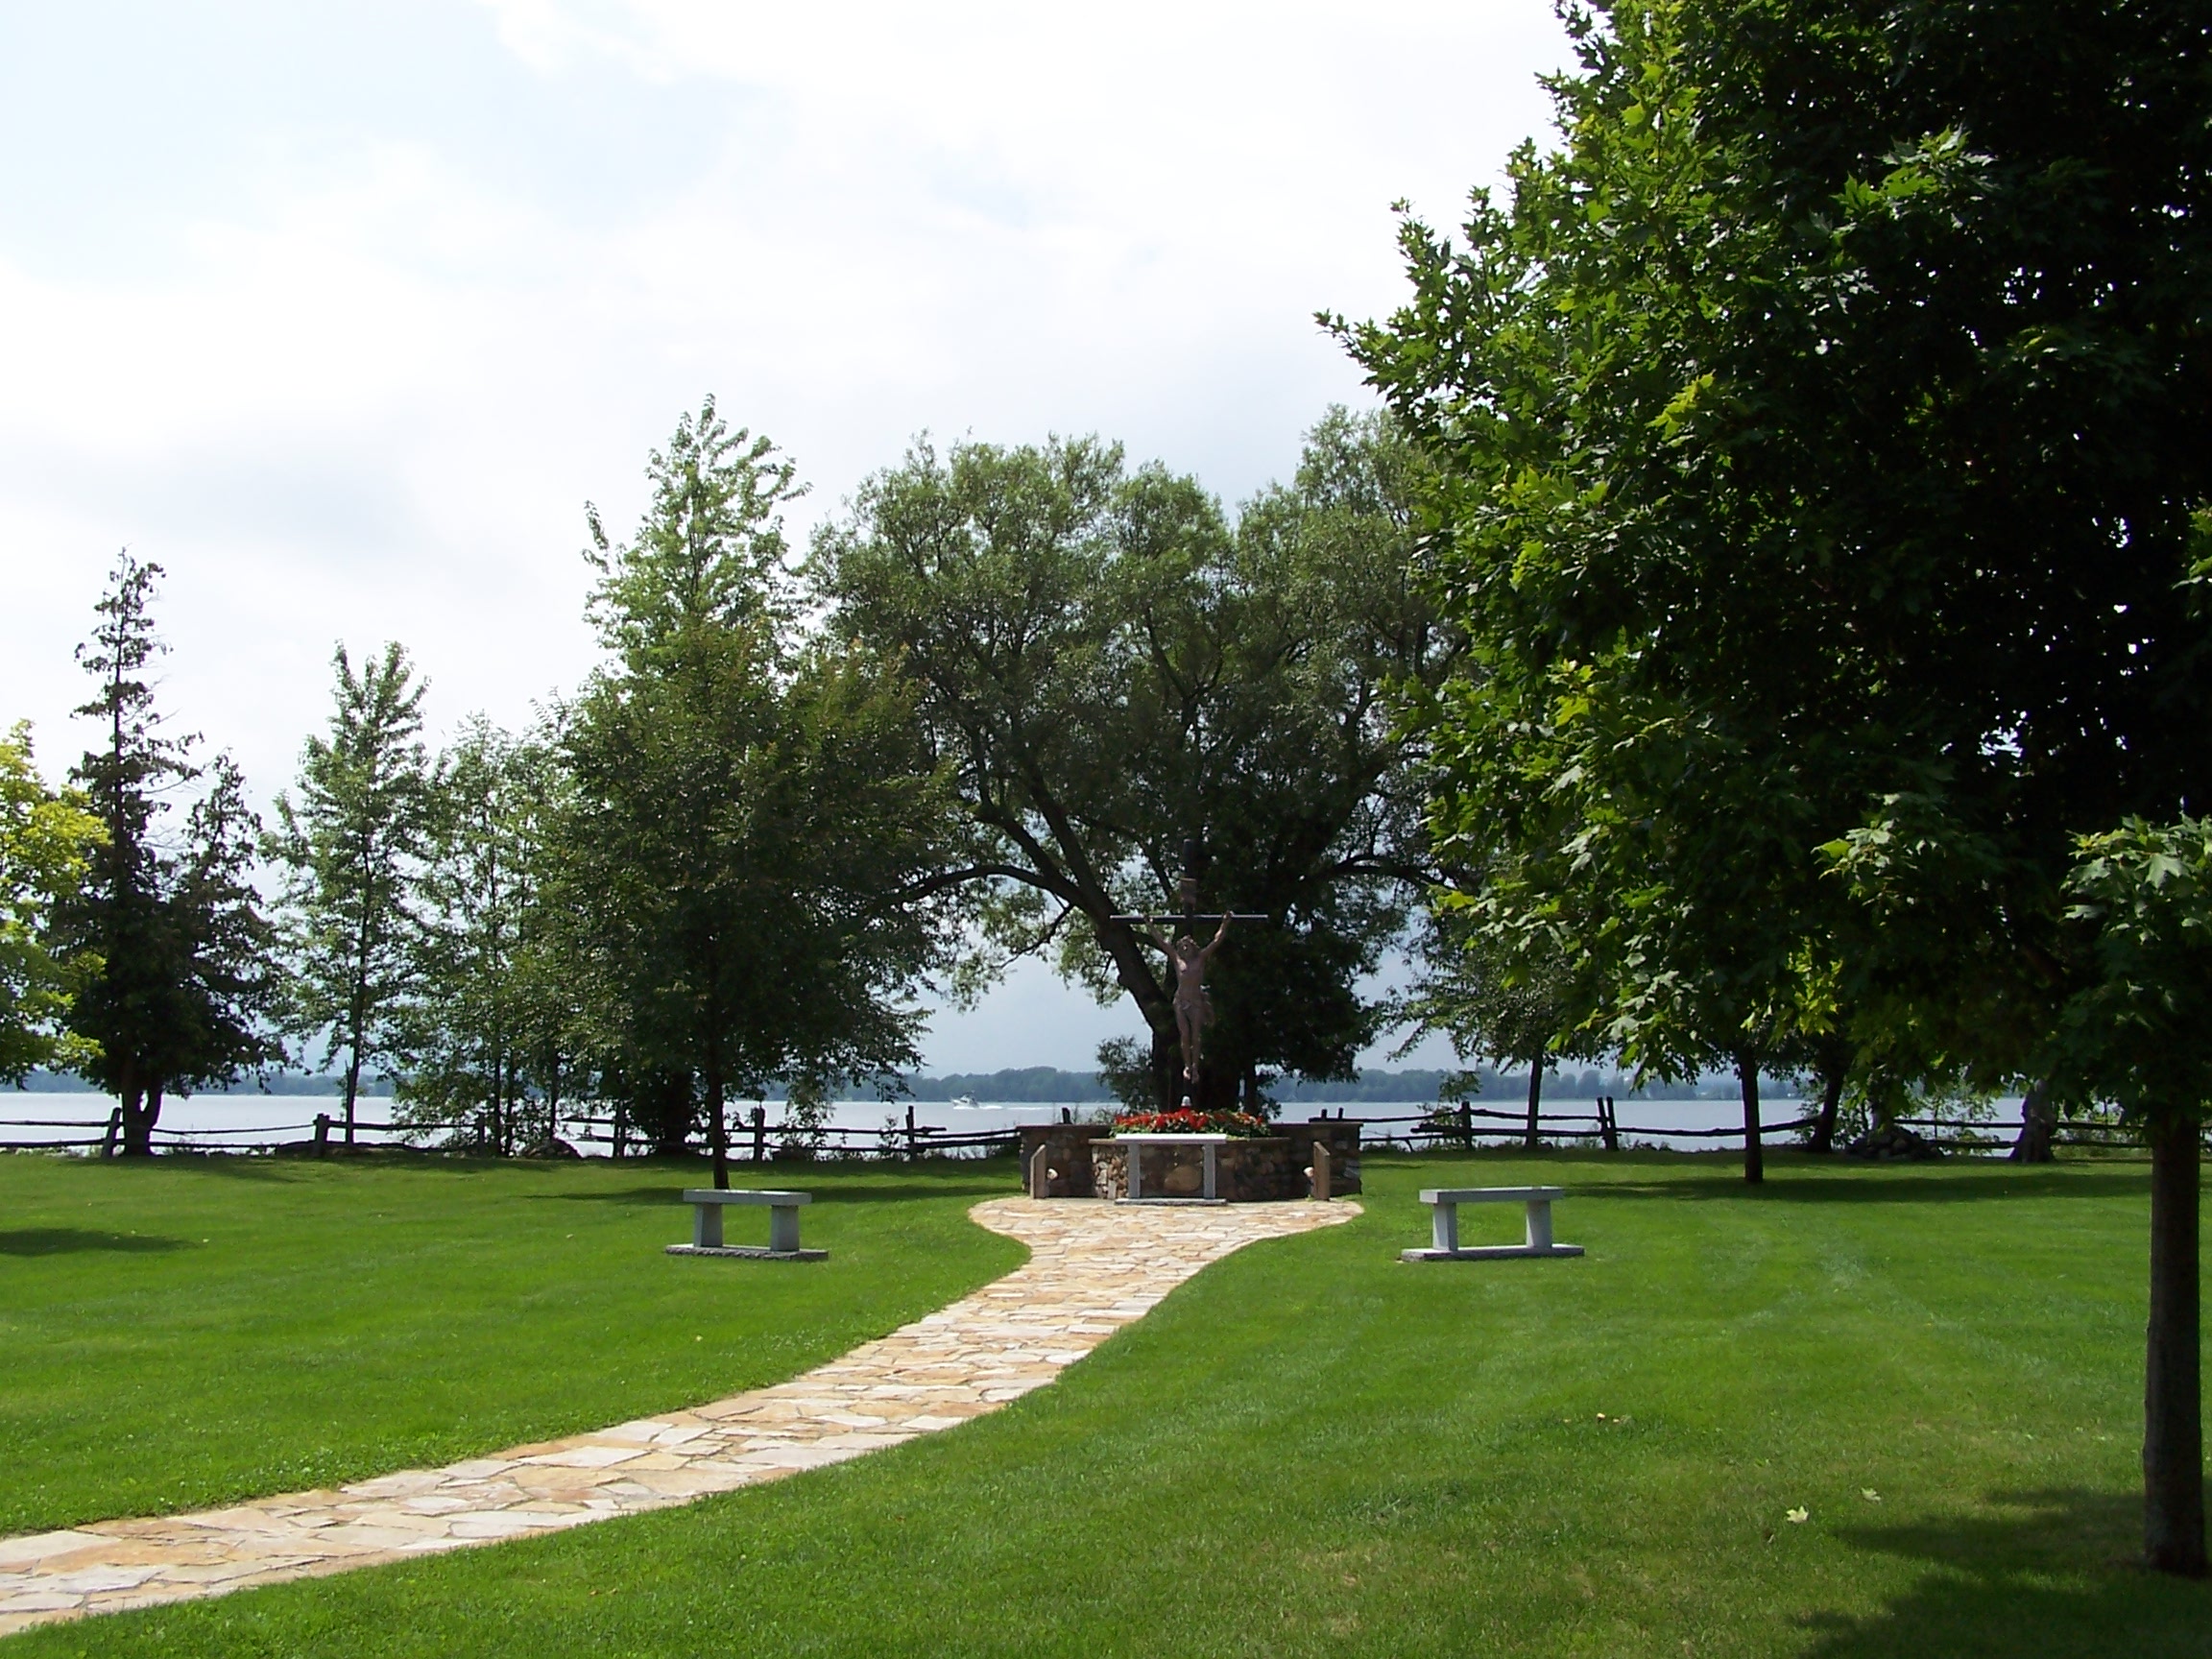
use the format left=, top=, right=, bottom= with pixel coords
left=2047, top=819, right=2212, bottom=1574
left=53, top=553, right=278, bottom=1153
left=270, top=643, right=433, bottom=1144
left=0, top=725, right=102, bottom=1084
left=397, top=717, right=570, bottom=1154
left=1349, top=0, right=2210, bottom=1565
left=1406, top=910, right=1599, bottom=1150
left=565, top=400, right=958, bottom=1186
left=817, top=412, right=1449, bottom=1113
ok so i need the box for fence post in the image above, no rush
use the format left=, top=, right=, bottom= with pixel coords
left=751, top=1104, right=767, bottom=1164
left=612, top=1100, right=626, bottom=1162
left=313, top=1113, right=330, bottom=1159
left=1599, top=1094, right=1619, bottom=1153
left=905, top=1105, right=918, bottom=1164
left=100, top=1107, right=120, bottom=1160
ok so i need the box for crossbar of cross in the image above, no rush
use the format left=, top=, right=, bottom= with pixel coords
left=1109, top=912, right=1272, bottom=926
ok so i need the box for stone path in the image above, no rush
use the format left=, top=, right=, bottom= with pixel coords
left=0, top=1196, right=1353, bottom=1636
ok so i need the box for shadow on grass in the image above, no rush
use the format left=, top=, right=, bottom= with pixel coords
left=134, top=1155, right=305, bottom=1182
left=806, top=1179, right=1018, bottom=1203
left=531, top=1175, right=1017, bottom=1207
left=1581, top=1170, right=2149, bottom=1205
left=0, top=1227, right=190, bottom=1256
left=1799, top=1487, right=2210, bottom=1658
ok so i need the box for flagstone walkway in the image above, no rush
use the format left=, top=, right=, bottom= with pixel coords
left=0, top=1196, right=1354, bottom=1636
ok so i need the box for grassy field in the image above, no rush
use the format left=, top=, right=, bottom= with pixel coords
left=5, top=1150, right=2208, bottom=1656
left=0, top=1153, right=1022, bottom=1536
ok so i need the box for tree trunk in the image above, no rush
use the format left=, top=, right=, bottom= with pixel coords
left=2010, top=1079, right=2057, bottom=1164
left=1736, top=1052, right=1764, bottom=1186
left=706, top=1066, right=730, bottom=1190
left=1152, top=1023, right=1183, bottom=1112
left=343, top=1051, right=362, bottom=1148
left=1524, top=1056, right=1544, bottom=1151
left=2144, top=1111, right=2205, bottom=1575
left=1810, top=1065, right=1845, bottom=1154
left=119, top=1082, right=157, bottom=1159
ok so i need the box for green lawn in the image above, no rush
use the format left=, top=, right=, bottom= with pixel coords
left=6, top=1151, right=2208, bottom=1656
left=0, top=1152, right=1022, bottom=1536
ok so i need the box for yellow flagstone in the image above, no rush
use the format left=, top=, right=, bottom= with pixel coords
left=0, top=1195, right=1352, bottom=1635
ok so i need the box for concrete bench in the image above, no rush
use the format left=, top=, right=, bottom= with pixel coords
left=1401, top=1186, right=1583, bottom=1262
left=665, top=1189, right=827, bottom=1261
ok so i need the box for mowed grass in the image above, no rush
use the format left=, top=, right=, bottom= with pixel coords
left=0, top=1152, right=1022, bottom=1536
left=9, top=1151, right=2211, bottom=1657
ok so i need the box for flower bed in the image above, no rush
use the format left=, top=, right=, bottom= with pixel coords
left=1111, top=1108, right=1273, bottom=1138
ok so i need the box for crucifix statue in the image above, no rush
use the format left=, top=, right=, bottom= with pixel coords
left=1113, top=839, right=1269, bottom=1096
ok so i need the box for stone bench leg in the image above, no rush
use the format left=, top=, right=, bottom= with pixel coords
left=1431, top=1200, right=1459, bottom=1254
left=1525, top=1198, right=1553, bottom=1252
left=693, top=1204, right=724, bottom=1250
left=769, top=1204, right=802, bottom=1255
left=1202, top=1142, right=1217, bottom=1201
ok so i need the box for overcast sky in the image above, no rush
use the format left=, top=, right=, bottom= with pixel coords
left=0, top=0, right=1574, bottom=1072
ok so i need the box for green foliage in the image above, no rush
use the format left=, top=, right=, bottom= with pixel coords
left=818, top=410, right=1449, bottom=1112
left=268, top=643, right=434, bottom=1129
left=1347, top=0, right=2212, bottom=1095
left=564, top=401, right=960, bottom=1173
left=396, top=718, right=576, bottom=1153
left=52, top=553, right=278, bottom=1148
left=2047, top=818, right=2212, bottom=1124
left=1405, top=902, right=1601, bottom=1083
left=0, top=724, right=102, bottom=1083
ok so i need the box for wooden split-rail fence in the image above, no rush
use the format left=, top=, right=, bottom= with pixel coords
left=0, top=1101, right=2166, bottom=1159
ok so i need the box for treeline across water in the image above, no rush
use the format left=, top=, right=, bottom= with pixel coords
left=8, top=1064, right=1777, bottom=1105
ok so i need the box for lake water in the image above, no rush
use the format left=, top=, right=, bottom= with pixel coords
left=0, top=1092, right=2031, bottom=1156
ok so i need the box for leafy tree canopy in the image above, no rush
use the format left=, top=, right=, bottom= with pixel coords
left=565, top=401, right=960, bottom=1181
left=0, top=724, right=103, bottom=1084
left=815, top=411, right=1453, bottom=1112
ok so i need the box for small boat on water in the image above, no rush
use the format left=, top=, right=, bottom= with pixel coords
left=949, top=1095, right=981, bottom=1111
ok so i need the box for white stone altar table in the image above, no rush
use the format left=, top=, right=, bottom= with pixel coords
left=1109, top=1133, right=1231, bottom=1203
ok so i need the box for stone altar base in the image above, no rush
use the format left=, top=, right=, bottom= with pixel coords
left=1088, top=1136, right=1347, bottom=1203
left=1019, top=1119, right=1361, bottom=1202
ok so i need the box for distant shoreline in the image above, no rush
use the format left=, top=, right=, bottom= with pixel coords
left=8, top=1064, right=1775, bottom=1105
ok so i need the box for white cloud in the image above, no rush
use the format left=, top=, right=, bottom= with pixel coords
left=0, top=0, right=1567, bottom=1068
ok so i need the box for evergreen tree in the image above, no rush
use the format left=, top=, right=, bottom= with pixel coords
left=270, top=643, right=432, bottom=1144
left=53, top=553, right=278, bottom=1153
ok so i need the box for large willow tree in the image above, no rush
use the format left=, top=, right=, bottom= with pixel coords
left=815, top=411, right=1451, bottom=1114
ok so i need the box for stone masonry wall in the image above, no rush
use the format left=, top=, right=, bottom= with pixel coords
left=1015, top=1123, right=1115, bottom=1197
left=1021, top=1118, right=1361, bottom=1201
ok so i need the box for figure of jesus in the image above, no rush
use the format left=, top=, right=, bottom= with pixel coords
left=1145, top=913, right=1233, bottom=1080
